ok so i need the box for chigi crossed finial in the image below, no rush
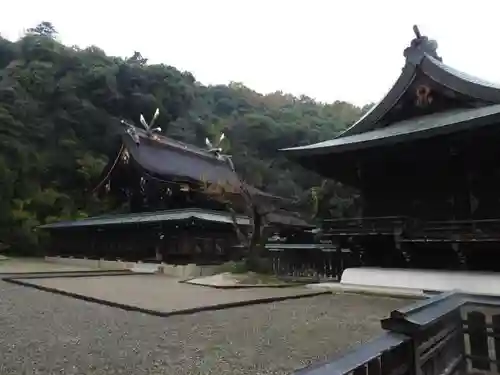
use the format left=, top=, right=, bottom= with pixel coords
left=120, top=108, right=162, bottom=145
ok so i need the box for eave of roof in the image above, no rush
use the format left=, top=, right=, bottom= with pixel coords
left=38, top=208, right=312, bottom=230
left=266, top=210, right=314, bottom=228
left=38, top=208, right=251, bottom=230
left=281, top=104, right=500, bottom=156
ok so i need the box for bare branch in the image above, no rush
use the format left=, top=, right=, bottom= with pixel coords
left=201, top=145, right=279, bottom=263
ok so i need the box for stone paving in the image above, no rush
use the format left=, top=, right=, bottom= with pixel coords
left=18, top=274, right=325, bottom=314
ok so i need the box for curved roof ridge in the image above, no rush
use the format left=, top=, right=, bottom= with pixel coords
left=337, top=63, right=417, bottom=138
left=421, top=54, right=500, bottom=103
left=426, top=55, right=500, bottom=90
left=316, top=25, right=500, bottom=140
left=337, top=26, right=438, bottom=138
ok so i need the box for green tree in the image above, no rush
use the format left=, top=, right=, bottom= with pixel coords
left=0, top=21, right=365, bottom=254
left=27, top=21, right=58, bottom=38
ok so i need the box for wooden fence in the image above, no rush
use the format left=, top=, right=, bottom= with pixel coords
left=293, top=291, right=500, bottom=375
left=266, top=244, right=358, bottom=281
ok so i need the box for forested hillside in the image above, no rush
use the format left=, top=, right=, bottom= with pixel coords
left=0, top=22, right=366, bottom=253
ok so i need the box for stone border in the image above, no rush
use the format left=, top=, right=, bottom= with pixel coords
left=340, top=288, right=425, bottom=300
left=0, top=270, right=136, bottom=277
left=306, top=282, right=426, bottom=300
left=179, top=278, right=308, bottom=289
left=3, top=276, right=330, bottom=318
left=2, top=271, right=154, bottom=280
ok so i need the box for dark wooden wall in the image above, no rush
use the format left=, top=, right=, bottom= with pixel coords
left=360, top=124, right=500, bottom=222
left=48, top=222, right=240, bottom=264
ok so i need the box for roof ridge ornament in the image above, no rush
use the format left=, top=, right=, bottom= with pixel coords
left=404, top=25, right=442, bottom=65
left=120, top=108, right=162, bottom=146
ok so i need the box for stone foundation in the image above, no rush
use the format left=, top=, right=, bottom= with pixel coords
left=45, top=256, right=100, bottom=269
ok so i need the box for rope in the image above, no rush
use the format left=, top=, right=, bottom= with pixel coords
left=91, top=144, right=125, bottom=194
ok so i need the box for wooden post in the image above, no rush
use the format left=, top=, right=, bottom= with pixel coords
left=467, top=311, right=490, bottom=371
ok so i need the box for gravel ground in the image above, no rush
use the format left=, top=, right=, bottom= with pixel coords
left=22, top=275, right=322, bottom=313
left=0, top=281, right=410, bottom=375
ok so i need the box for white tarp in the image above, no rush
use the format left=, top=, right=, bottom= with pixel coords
left=341, top=267, right=500, bottom=297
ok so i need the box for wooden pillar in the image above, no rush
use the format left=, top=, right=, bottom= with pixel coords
left=356, top=160, right=365, bottom=217
left=449, top=146, right=471, bottom=221
left=339, top=250, right=344, bottom=277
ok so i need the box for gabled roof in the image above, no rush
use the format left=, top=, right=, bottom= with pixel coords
left=122, top=127, right=240, bottom=186
left=95, top=128, right=293, bottom=207
left=282, top=26, right=500, bottom=158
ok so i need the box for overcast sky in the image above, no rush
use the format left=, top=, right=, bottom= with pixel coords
left=1, top=0, right=498, bottom=106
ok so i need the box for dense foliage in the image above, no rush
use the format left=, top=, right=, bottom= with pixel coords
left=0, top=22, right=366, bottom=253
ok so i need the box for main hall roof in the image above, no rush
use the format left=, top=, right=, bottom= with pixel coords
left=281, top=26, right=500, bottom=158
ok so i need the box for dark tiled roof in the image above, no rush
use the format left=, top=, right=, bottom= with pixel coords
left=120, top=129, right=289, bottom=205
left=38, top=208, right=311, bottom=230
left=281, top=104, right=500, bottom=155
left=123, top=129, right=240, bottom=186
left=425, top=55, right=500, bottom=91
left=39, top=208, right=250, bottom=229
left=266, top=210, right=313, bottom=227
left=282, top=29, right=500, bottom=156
left=421, top=55, right=500, bottom=102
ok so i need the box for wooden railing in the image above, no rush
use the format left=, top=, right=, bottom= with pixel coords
left=293, top=291, right=500, bottom=375
left=461, top=294, right=500, bottom=373
left=267, top=244, right=353, bottom=281
left=321, top=216, right=500, bottom=242
left=409, top=218, right=500, bottom=242
left=293, top=332, right=413, bottom=375
left=322, top=216, right=408, bottom=236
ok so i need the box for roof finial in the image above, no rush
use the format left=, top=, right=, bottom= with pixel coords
left=404, top=25, right=442, bottom=64
left=413, top=25, right=421, bottom=39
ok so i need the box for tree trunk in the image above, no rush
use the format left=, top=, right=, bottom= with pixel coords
left=245, top=205, right=266, bottom=270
